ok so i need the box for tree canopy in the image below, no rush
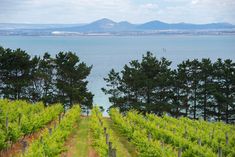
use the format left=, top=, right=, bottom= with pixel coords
left=103, top=52, right=235, bottom=123
left=0, top=46, right=93, bottom=110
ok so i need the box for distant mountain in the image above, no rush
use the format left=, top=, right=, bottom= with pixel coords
left=0, top=18, right=235, bottom=36
left=56, top=18, right=137, bottom=32
left=53, top=18, right=235, bottom=32
left=138, top=21, right=235, bottom=30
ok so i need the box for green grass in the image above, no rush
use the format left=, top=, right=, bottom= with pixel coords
left=63, top=117, right=90, bottom=157
left=105, top=118, right=138, bottom=157
left=63, top=117, right=137, bottom=157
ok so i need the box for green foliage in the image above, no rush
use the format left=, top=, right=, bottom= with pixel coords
left=110, top=108, right=235, bottom=157
left=24, top=105, right=81, bottom=157
left=109, top=108, right=177, bottom=157
left=103, top=52, right=235, bottom=123
left=55, top=51, right=93, bottom=108
left=0, top=46, right=93, bottom=111
left=0, top=48, right=37, bottom=100
left=90, top=107, right=117, bottom=157
left=0, top=99, right=63, bottom=150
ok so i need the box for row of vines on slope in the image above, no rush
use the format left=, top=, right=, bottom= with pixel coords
left=110, top=109, right=235, bottom=157
left=146, top=114, right=235, bottom=156
left=125, top=111, right=217, bottom=157
left=0, top=99, right=63, bottom=150
left=90, top=107, right=117, bottom=157
left=109, top=109, right=177, bottom=157
left=23, top=105, right=81, bottom=157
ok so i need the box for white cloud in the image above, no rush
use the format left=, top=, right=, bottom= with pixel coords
left=0, top=0, right=234, bottom=24
left=140, top=3, right=159, bottom=10
left=191, top=0, right=199, bottom=5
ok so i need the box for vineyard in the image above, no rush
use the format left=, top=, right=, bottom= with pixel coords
left=109, top=109, right=235, bottom=157
left=0, top=99, right=63, bottom=150
left=0, top=100, right=234, bottom=157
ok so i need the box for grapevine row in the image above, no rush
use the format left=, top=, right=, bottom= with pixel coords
left=0, top=99, right=63, bottom=150
left=109, top=108, right=177, bottom=157
left=90, top=107, right=117, bottom=157
left=110, top=109, right=235, bottom=157
left=23, top=105, right=81, bottom=157
left=146, top=114, right=235, bottom=156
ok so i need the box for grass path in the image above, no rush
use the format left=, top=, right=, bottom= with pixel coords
left=61, top=117, right=98, bottom=157
left=61, top=117, right=89, bottom=157
left=61, top=117, right=137, bottom=157
left=105, top=118, right=138, bottom=157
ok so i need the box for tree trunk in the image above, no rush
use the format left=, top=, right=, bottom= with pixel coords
left=218, top=102, right=221, bottom=122
left=203, top=94, right=207, bottom=120
left=193, top=87, right=197, bottom=119
left=225, top=84, right=229, bottom=123
left=203, top=79, right=207, bottom=121
left=69, top=96, right=73, bottom=107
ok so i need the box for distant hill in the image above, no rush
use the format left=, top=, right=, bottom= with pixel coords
left=138, top=20, right=235, bottom=30
left=53, top=18, right=235, bottom=32
left=0, top=18, right=235, bottom=36
left=55, top=18, right=138, bottom=32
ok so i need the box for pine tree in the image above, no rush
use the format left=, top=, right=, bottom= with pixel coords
left=213, top=59, right=235, bottom=123
left=55, top=51, right=93, bottom=109
left=0, top=48, right=33, bottom=100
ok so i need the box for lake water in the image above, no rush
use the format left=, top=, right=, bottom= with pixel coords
left=0, top=35, right=235, bottom=114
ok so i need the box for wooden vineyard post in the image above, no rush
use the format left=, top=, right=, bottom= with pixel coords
left=6, top=115, right=9, bottom=133
left=178, top=148, right=182, bottom=157
left=198, top=138, right=201, bottom=146
left=212, top=128, right=215, bottom=137
left=225, top=132, right=229, bottom=145
left=48, top=128, right=52, bottom=135
left=40, top=137, right=43, bottom=143
left=104, top=127, right=107, bottom=134
left=100, top=120, right=103, bottom=126
left=54, top=122, right=57, bottom=129
left=184, top=127, right=188, bottom=139
left=108, top=142, right=112, bottom=157
left=148, top=132, right=152, bottom=141
left=61, top=112, right=64, bottom=119
left=58, top=114, right=61, bottom=124
left=218, top=147, right=222, bottom=157
left=18, top=113, right=22, bottom=126
left=112, top=148, right=116, bottom=157
left=22, top=141, right=28, bottom=155
left=106, top=133, right=109, bottom=145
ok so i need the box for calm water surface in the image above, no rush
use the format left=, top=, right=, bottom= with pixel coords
left=0, top=35, right=235, bottom=114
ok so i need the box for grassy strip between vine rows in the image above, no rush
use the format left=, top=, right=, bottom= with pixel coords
left=22, top=105, right=81, bottom=157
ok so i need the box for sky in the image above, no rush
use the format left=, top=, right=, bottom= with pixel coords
left=0, top=0, right=235, bottom=24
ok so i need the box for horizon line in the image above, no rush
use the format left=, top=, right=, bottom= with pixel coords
left=0, top=18, right=234, bottom=25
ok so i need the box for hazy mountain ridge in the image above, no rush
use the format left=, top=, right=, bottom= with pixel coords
left=53, top=18, right=235, bottom=32
left=1, top=18, right=235, bottom=36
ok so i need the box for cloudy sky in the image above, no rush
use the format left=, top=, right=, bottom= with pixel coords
left=0, top=0, right=235, bottom=24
